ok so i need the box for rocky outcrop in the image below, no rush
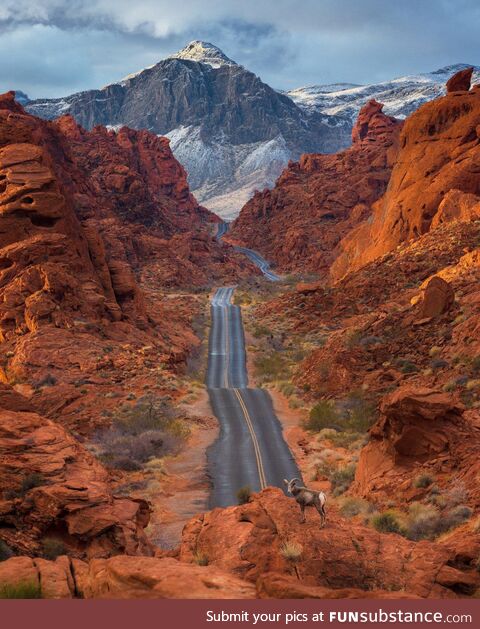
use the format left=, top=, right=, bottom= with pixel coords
left=332, top=70, right=480, bottom=279
left=229, top=100, right=402, bottom=275
left=446, top=67, right=474, bottom=92
left=419, top=276, right=455, bottom=319
left=2, top=485, right=478, bottom=598
left=0, top=386, right=152, bottom=559
left=0, top=555, right=255, bottom=599
left=179, top=487, right=478, bottom=598
left=0, top=91, right=253, bottom=419
left=353, top=387, right=480, bottom=507
left=431, top=189, right=480, bottom=227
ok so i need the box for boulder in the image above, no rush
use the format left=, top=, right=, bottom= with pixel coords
left=419, top=276, right=455, bottom=319
left=446, top=67, right=473, bottom=93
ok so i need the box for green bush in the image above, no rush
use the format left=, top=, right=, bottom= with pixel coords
left=0, top=540, right=13, bottom=562
left=236, top=485, right=252, bottom=505
left=41, top=538, right=66, bottom=560
left=0, top=581, right=42, bottom=599
left=413, top=474, right=434, bottom=489
left=97, top=394, right=190, bottom=469
left=404, top=502, right=473, bottom=541
left=304, top=401, right=340, bottom=432
left=330, top=464, right=356, bottom=495
left=254, top=353, right=289, bottom=381
left=343, top=394, right=376, bottom=432
left=371, top=511, right=401, bottom=534
left=193, top=551, right=209, bottom=566
left=339, top=497, right=372, bottom=518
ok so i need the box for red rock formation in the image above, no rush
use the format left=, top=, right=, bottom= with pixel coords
left=332, top=71, right=480, bottom=280
left=0, top=555, right=255, bottom=599
left=0, top=384, right=152, bottom=559
left=2, top=485, right=478, bottom=598
left=353, top=387, right=480, bottom=509
left=419, top=276, right=455, bottom=319
left=229, top=100, right=402, bottom=276
left=446, top=67, right=473, bottom=92
left=179, top=488, right=478, bottom=598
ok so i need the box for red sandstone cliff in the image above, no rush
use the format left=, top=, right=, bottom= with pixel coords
left=229, top=99, right=402, bottom=276
left=332, top=71, right=480, bottom=279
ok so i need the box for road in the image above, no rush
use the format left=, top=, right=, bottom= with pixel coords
left=215, top=221, right=281, bottom=281
left=206, top=230, right=300, bottom=508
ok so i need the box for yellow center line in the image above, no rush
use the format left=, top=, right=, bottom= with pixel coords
left=223, top=289, right=230, bottom=388
left=233, top=388, right=267, bottom=489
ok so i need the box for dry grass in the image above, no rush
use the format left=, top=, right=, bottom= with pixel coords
left=280, top=540, right=303, bottom=563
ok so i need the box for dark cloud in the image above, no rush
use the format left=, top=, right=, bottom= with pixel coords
left=1, top=0, right=479, bottom=98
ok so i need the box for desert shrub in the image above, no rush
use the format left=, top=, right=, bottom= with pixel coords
left=330, top=464, right=356, bottom=495
left=252, top=325, right=271, bottom=338
left=21, top=473, right=44, bottom=493
left=110, top=457, right=143, bottom=472
left=236, top=485, right=252, bottom=505
left=112, top=394, right=182, bottom=436
left=0, top=540, right=13, bottom=562
left=0, top=581, right=42, bottom=599
left=430, top=359, right=449, bottom=371
left=371, top=511, right=401, bottom=534
left=101, top=430, right=182, bottom=465
left=5, top=472, right=45, bottom=500
left=404, top=503, right=441, bottom=540
left=33, top=373, right=57, bottom=389
left=304, top=401, right=340, bottom=432
left=41, top=538, right=66, bottom=560
left=329, top=431, right=366, bottom=449
left=193, top=551, right=209, bottom=566
left=254, top=352, right=289, bottom=381
left=280, top=540, right=303, bottom=563
left=97, top=394, right=189, bottom=469
left=404, top=502, right=473, bottom=541
left=339, top=497, right=372, bottom=518
left=445, top=482, right=468, bottom=506
left=400, top=361, right=419, bottom=374
left=413, top=474, right=434, bottom=489
left=343, top=393, right=377, bottom=432
left=472, top=356, right=480, bottom=373
left=278, top=381, right=296, bottom=397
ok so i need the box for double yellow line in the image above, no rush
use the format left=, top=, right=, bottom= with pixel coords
left=222, top=288, right=267, bottom=490
left=233, top=388, right=267, bottom=490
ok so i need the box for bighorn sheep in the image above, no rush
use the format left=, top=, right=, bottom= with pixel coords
left=284, top=478, right=327, bottom=526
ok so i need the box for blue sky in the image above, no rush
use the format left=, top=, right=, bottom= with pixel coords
left=2, top=0, right=480, bottom=98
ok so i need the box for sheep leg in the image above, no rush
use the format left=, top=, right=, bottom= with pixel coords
left=315, top=501, right=326, bottom=527
left=299, top=503, right=306, bottom=523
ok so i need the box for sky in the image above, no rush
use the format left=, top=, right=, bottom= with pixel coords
left=2, top=0, right=480, bottom=98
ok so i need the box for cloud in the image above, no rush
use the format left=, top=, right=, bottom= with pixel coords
left=1, top=0, right=480, bottom=97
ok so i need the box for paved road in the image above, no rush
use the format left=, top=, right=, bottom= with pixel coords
left=216, top=221, right=281, bottom=282
left=206, top=242, right=300, bottom=508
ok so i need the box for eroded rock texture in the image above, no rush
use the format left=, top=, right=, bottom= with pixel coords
left=229, top=99, right=402, bottom=275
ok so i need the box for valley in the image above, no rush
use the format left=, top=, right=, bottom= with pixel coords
left=1, top=61, right=480, bottom=601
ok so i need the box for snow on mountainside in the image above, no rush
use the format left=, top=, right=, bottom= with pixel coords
left=23, top=41, right=349, bottom=220
left=286, top=64, right=480, bottom=122
left=19, top=53, right=479, bottom=219
left=170, top=40, right=236, bottom=68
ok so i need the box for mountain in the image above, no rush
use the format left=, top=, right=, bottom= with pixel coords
left=285, top=63, right=480, bottom=123
left=24, top=41, right=349, bottom=220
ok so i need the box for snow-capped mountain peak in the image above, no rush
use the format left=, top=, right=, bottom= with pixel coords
left=170, top=40, right=236, bottom=68
left=286, top=64, right=480, bottom=122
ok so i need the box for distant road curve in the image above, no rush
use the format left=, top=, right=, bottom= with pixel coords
left=215, top=221, right=281, bottom=282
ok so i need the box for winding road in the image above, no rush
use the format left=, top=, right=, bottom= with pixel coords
left=215, top=221, right=281, bottom=282
left=206, top=224, right=300, bottom=508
